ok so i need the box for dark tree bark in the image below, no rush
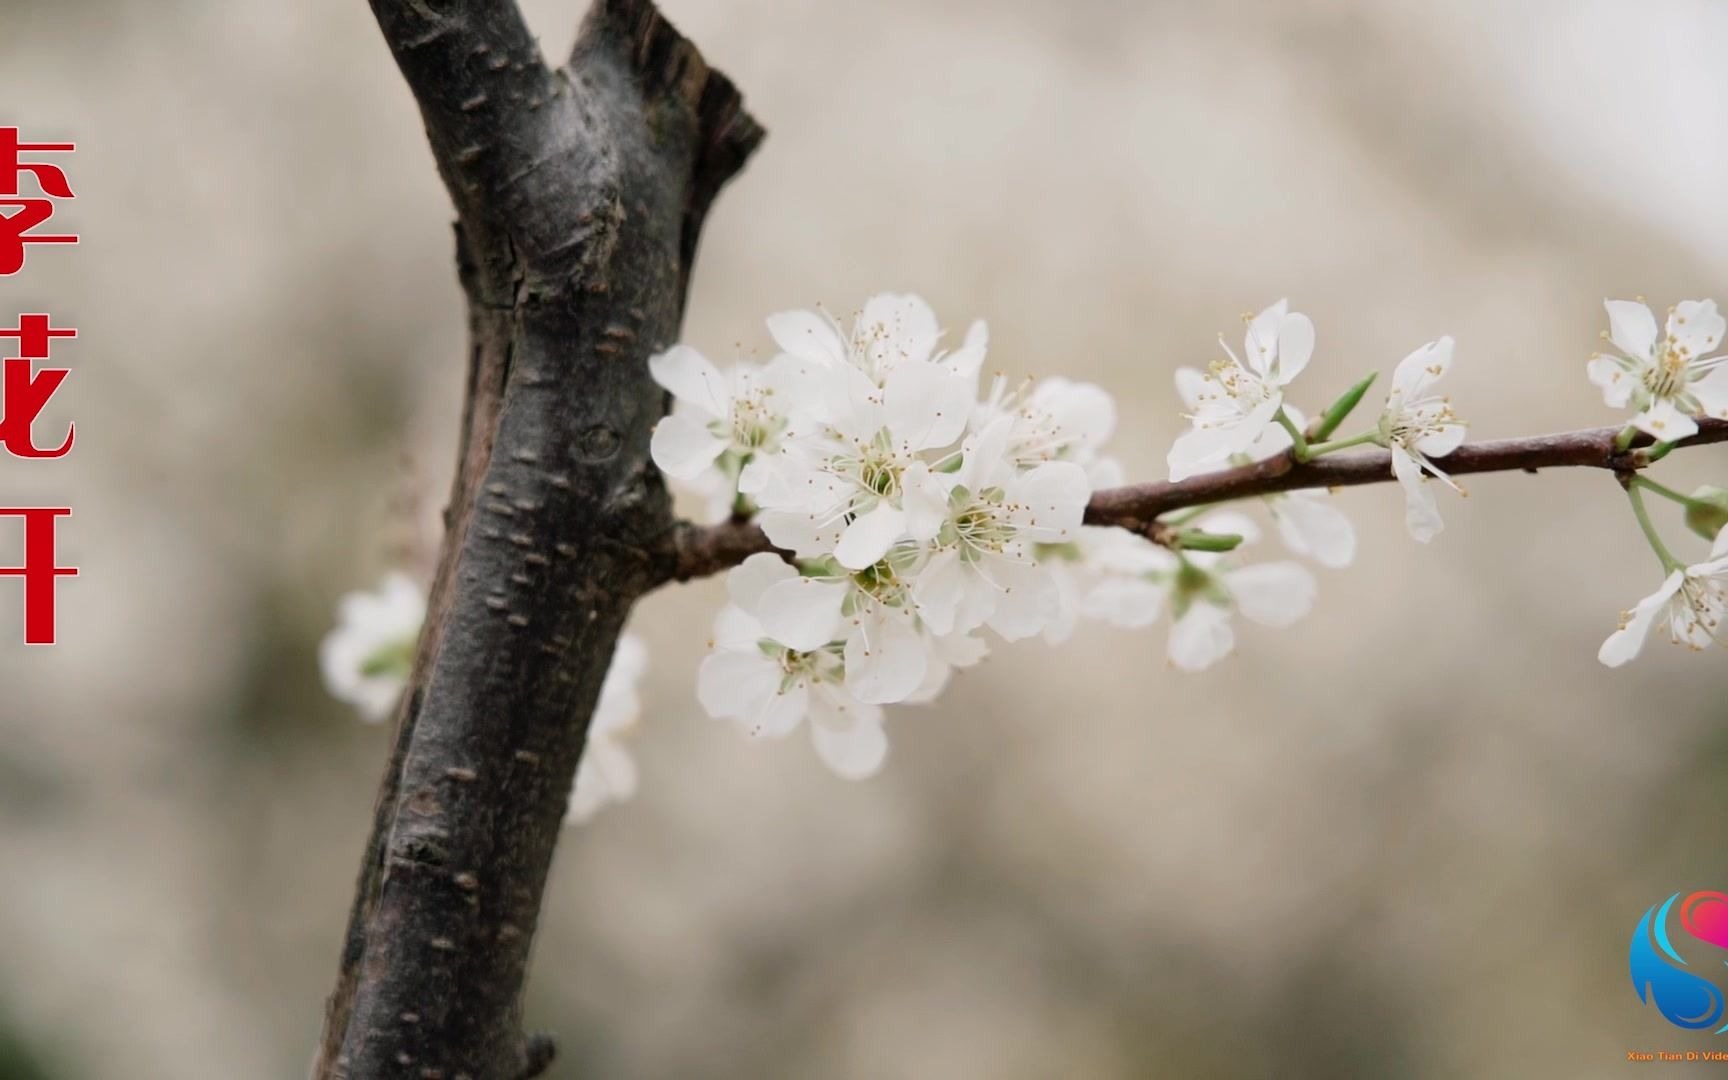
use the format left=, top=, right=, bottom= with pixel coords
left=314, top=2, right=760, bottom=1076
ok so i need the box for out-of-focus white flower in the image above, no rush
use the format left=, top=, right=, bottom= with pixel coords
left=1589, top=299, right=1728, bottom=440
left=767, top=292, right=987, bottom=389
left=1167, top=300, right=1314, bottom=481
left=1080, top=515, right=1317, bottom=672
left=648, top=345, right=818, bottom=523
left=1380, top=336, right=1465, bottom=543
left=1599, top=525, right=1728, bottom=667
left=1265, top=491, right=1357, bottom=569
left=319, top=572, right=425, bottom=723
left=909, top=418, right=1091, bottom=640
left=566, top=634, right=649, bottom=824
left=697, top=554, right=891, bottom=779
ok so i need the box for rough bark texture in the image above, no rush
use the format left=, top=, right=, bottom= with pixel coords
left=315, top=2, right=760, bottom=1077
left=664, top=418, right=1728, bottom=580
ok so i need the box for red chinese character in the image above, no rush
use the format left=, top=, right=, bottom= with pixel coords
left=0, top=129, right=74, bottom=198
left=0, top=314, right=74, bottom=360
left=0, top=507, right=76, bottom=645
left=0, top=353, right=73, bottom=459
left=0, top=199, right=77, bottom=276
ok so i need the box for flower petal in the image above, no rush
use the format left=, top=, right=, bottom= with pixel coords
left=1668, top=299, right=1725, bottom=361
left=1173, top=366, right=1210, bottom=411
left=1166, top=397, right=1281, bottom=481
left=1691, top=362, right=1728, bottom=420
left=1243, top=300, right=1289, bottom=378
left=1392, top=445, right=1444, bottom=543
left=900, top=461, right=951, bottom=543
left=1271, top=492, right=1357, bottom=569
left=1598, top=571, right=1685, bottom=668
left=809, top=705, right=888, bottom=780
left=1634, top=396, right=1699, bottom=441
left=697, top=649, right=781, bottom=722
left=1587, top=355, right=1635, bottom=408
left=758, top=509, right=845, bottom=560
left=942, top=319, right=989, bottom=382
left=1227, top=561, right=1317, bottom=628
left=1167, top=602, right=1235, bottom=672
left=835, top=503, right=907, bottom=570
left=910, top=548, right=966, bottom=634
left=727, top=552, right=799, bottom=611
left=1391, top=336, right=1453, bottom=398
left=1415, top=421, right=1466, bottom=459
left=566, top=739, right=638, bottom=823
left=757, top=577, right=847, bottom=651
left=1606, top=299, right=1658, bottom=361
left=1037, top=378, right=1117, bottom=448
left=767, top=309, right=847, bottom=367
left=884, top=361, right=971, bottom=450
left=984, top=555, right=1060, bottom=641
left=843, top=614, right=927, bottom=704
left=648, top=345, right=728, bottom=418
left=649, top=412, right=727, bottom=480
left=1081, top=577, right=1167, bottom=629
left=1272, top=311, right=1314, bottom=384
left=1007, top=461, right=1090, bottom=543
left=855, top=293, right=940, bottom=373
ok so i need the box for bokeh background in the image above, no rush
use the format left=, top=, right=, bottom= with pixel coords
left=2, top=0, right=1727, bottom=1076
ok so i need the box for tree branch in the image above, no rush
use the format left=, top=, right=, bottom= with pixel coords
left=657, top=418, right=1728, bottom=584
left=316, top=2, right=760, bottom=1077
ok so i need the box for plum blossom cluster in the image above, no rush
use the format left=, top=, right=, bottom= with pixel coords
left=657, top=295, right=1452, bottom=776
left=319, top=293, right=1727, bottom=810
left=666, top=295, right=1092, bottom=778
left=318, top=574, right=648, bottom=824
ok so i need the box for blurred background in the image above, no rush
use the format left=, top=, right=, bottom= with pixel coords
left=1, top=0, right=1727, bottom=1076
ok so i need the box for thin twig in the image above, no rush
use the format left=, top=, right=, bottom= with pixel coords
left=658, top=418, right=1728, bottom=584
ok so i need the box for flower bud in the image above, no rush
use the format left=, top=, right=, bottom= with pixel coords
left=1172, top=529, right=1244, bottom=553
left=1685, top=485, right=1728, bottom=541
left=1309, top=371, right=1378, bottom=441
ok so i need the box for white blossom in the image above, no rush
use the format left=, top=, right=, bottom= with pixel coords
left=1080, top=515, right=1317, bottom=671
left=1599, top=525, right=1728, bottom=667
left=566, top=634, right=649, bottom=824
left=753, top=342, right=977, bottom=570
left=909, top=417, right=1091, bottom=640
left=1167, top=300, right=1314, bottom=481
left=1589, top=299, right=1728, bottom=441
left=1266, top=490, right=1357, bottom=569
left=647, top=345, right=817, bottom=523
left=318, top=572, right=425, bottom=723
left=974, top=374, right=1122, bottom=484
left=767, top=292, right=987, bottom=389
left=754, top=544, right=943, bottom=705
left=697, top=553, right=892, bottom=778
left=1380, top=336, right=1465, bottom=543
